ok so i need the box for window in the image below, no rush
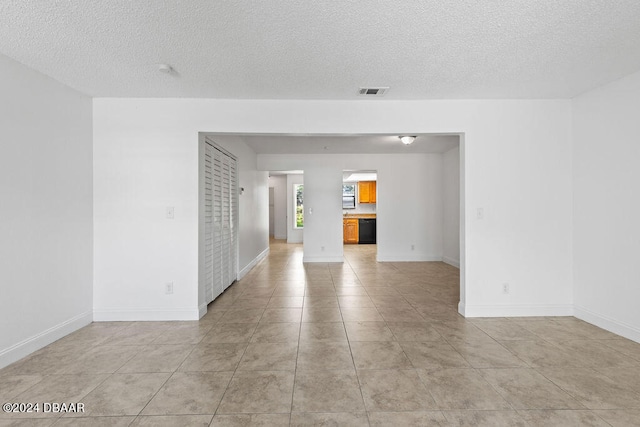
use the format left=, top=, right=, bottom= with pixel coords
left=294, top=184, right=304, bottom=228
left=342, top=184, right=356, bottom=209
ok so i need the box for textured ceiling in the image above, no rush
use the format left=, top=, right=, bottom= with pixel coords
left=209, top=134, right=459, bottom=155
left=1, top=1, right=640, bottom=99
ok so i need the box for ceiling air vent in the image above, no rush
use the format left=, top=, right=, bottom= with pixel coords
left=358, top=87, right=389, bottom=96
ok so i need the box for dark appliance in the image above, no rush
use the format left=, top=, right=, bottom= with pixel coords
left=358, top=218, right=376, bottom=244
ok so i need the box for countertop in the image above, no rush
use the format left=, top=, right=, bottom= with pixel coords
left=343, top=213, right=377, bottom=219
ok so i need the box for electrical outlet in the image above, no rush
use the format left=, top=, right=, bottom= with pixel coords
left=321, top=246, right=325, bottom=252
left=166, top=206, right=175, bottom=219
left=502, top=283, right=509, bottom=294
left=165, top=282, right=174, bottom=294
left=477, top=208, right=484, bottom=219
left=411, top=244, right=415, bottom=251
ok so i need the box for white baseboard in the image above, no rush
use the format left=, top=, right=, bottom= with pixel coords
left=574, top=305, right=640, bottom=343
left=0, top=310, right=93, bottom=370
left=303, top=255, right=344, bottom=263
left=198, top=302, right=208, bottom=319
left=238, top=246, right=270, bottom=280
left=377, top=253, right=442, bottom=262
left=442, top=256, right=460, bottom=268
left=461, top=303, right=574, bottom=318
left=93, top=308, right=200, bottom=321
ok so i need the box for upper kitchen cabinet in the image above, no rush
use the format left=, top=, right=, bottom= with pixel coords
left=358, top=181, right=377, bottom=204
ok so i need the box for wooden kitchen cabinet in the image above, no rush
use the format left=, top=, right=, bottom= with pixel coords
left=358, top=181, right=376, bottom=203
left=343, top=218, right=359, bottom=244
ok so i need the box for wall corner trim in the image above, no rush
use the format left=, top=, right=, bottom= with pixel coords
left=93, top=308, right=200, bottom=322
left=442, top=256, right=460, bottom=268
left=462, top=304, right=574, bottom=318
left=0, top=310, right=93, bottom=370
left=238, top=246, right=270, bottom=280
left=574, top=305, right=640, bottom=344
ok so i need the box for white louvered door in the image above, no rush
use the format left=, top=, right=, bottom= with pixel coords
left=204, top=140, right=238, bottom=304
left=204, top=143, right=215, bottom=303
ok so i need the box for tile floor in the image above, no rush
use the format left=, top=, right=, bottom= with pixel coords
left=2, top=241, right=640, bottom=426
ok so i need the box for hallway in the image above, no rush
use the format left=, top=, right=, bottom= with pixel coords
left=1, top=241, right=640, bottom=426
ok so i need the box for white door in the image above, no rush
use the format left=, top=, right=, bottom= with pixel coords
left=203, top=139, right=238, bottom=303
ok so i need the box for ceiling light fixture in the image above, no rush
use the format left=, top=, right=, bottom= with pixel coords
left=399, top=136, right=416, bottom=145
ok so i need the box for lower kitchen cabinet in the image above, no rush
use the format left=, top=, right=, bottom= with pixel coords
left=343, top=218, right=359, bottom=244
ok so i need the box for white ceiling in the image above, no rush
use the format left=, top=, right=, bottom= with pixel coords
left=209, top=134, right=459, bottom=155
left=1, top=1, right=640, bottom=99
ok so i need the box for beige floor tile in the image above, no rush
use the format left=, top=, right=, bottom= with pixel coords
left=418, top=368, right=511, bottom=410
left=540, top=367, right=640, bottom=409
left=358, top=369, right=437, bottom=412
left=479, top=368, right=585, bottom=409
left=597, top=366, right=640, bottom=394
left=450, top=341, right=527, bottom=368
left=400, top=342, right=470, bottom=369
left=387, top=322, right=443, bottom=341
left=339, top=307, right=384, bottom=322
left=290, top=412, right=368, bottom=426
left=337, top=296, right=375, bottom=308
left=55, top=417, right=136, bottom=426
left=267, top=297, right=304, bottom=308
left=299, top=323, right=347, bottom=342
left=210, top=414, right=290, bottom=426
left=367, top=411, right=447, bottom=427
left=259, top=308, right=302, bottom=323
left=350, top=341, right=412, bottom=370
left=131, top=415, right=212, bottom=426
left=472, top=319, right=539, bottom=341
left=218, top=309, right=264, bottom=324
left=141, top=371, right=232, bottom=415
left=377, top=307, right=425, bottom=322
left=201, top=323, right=257, bottom=343
left=75, top=373, right=170, bottom=416
left=250, top=322, right=300, bottom=343
left=344, top=322, right=395, bottom=341
left=217, top=371, right=294, bottom=414
left=594, top=409, right=640, bottom=427
left=296, top=341, right=354, bottom=371
left=150, top=324, right=213, bottom=345
left=301, top=307, right=342, bottom=323
left=553, top=340, right=639, bottom=368
left=0, top=375, right=44, bottom=402
left=2, top=374, right=108, bottom=420
left=304, top=287, right=336, bottom=297
left=237, top=342, right=298, bottom=371
left=292, top=371, right=365, bottom=413
left=302, top=296, right=339, bottom=308
left=117, top=345, right=192, bottom=373
left=517, top=409, right=610, bottom=426
left=178, top=343, right=246, bottom=372
left=442, top=410, right=527, bottom=426
left=231, top=297, right=270, bottom=309
left=500, top=340, right=578, bottom=367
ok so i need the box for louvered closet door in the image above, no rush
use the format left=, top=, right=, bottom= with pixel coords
left=221, top=153, right=231, bottom=288
left=211, top=148, right=224, bottom=301
left=204, top=144, right=214, bottom=303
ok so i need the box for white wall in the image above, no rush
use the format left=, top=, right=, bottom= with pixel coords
left=269, top=175, right=287, bottom=239
left=303, top=167, right=344, bottom=262
left=0, top=54, right=93, bottom=368
left=93, top=102, right=268, bottom=321
left=93, top=98, right=572, bottom=319
left=572, top=70, right=640, bottom=342
left=286, top=174, right=304, bottom=243
left=442, top=146, right=460, bottom=267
